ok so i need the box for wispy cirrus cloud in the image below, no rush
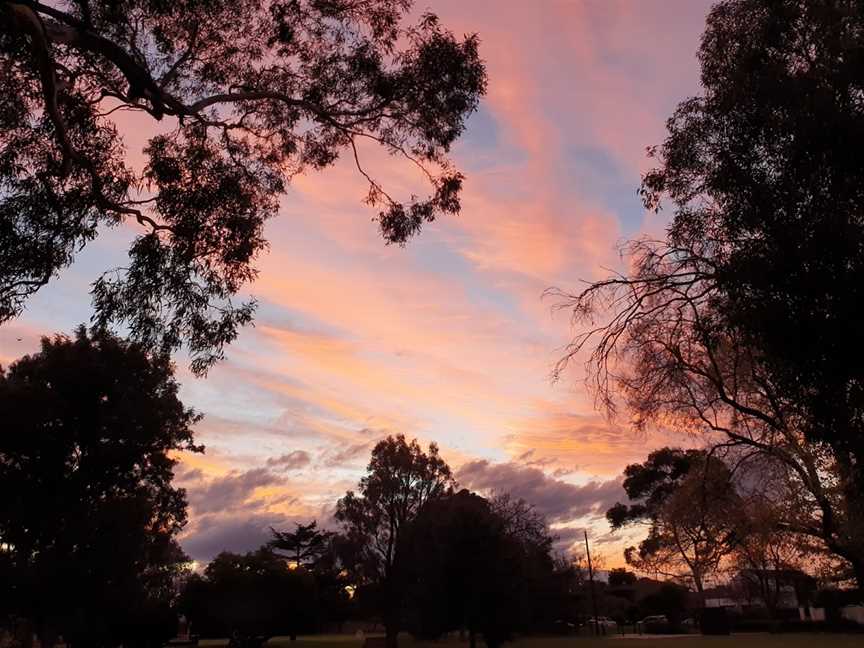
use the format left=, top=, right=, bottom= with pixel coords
left=7, top=1, right=715, bottom=567
left=267, top=450, right=312, bottom=471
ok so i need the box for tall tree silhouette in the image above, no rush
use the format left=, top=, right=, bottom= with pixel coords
left=0, top=0, right=486, bottom=373
left=405, top=490, right=524, bottom=648
left=0, top=327, right=201, bottom=648
left=335, top=434, right=454, bottom=648
left=554, top=0, right=864, bottom=586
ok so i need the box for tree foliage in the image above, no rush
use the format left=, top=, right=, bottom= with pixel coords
left=607, top=448, right=740, bottom=597
left=178, top=548, right=315, bottom=641
left=0, top=327, right=200, bottom=647
left=268, top=520, right=353, bottom=633
left=269, top=521, right=333, bottom=570
left=607, top=568, right=637, bottom=587
left=489, top=492, right=554, bottom=557
left=486, top=493, right=566, bottom=632
left=555, top=0, right=864, bottom=586
left=335, top=434, right=455, bottom=582
left=334, top=434, right=454, bottom=646
left=0, top=0, right=486, bottom=373
left=405, top=490, right=524, bottom=648
left=730, top=494, right=813, bottom=616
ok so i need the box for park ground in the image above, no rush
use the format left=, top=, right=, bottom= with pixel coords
left=198, top=634, right=864, bottom=648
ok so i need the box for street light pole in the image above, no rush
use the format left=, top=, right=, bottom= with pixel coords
left=584, top=529, right=600, bottom=637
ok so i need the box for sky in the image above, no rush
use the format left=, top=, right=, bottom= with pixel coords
left=0, top=0, right=716, bottom=565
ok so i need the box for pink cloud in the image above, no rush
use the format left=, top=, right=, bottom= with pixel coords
left=8, top=0, right=717, bottom=565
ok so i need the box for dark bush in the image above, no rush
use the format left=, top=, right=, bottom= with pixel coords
left=643, top=621, right=673, bottom=634
left=730, top=619, right=779, bottom=633
left=700, top=608, right=730, bottom=635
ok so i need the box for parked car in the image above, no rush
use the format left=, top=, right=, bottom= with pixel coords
left=638, top=615, right=669, bottom=625
left=637, top=614, right=674, bottom=634
left=582, top=616, right=618, bottom=634
left=551, top=619, right=577, bottom=635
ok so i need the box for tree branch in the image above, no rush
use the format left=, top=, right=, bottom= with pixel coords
left=7, top=2, right=73, bottom=175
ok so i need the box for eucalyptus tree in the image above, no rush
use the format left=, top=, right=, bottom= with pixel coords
left=335, top=434, right=454, bottom=647
left=555, top=0, right=864, bottom=586
left=607, top=448, right=741, bottom=601
left=0, top=328, right=200, bottom=647
left=1, top=0, right=486, bottom=372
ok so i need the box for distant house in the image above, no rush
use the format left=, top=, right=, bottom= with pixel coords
left=699, top=569, right=816, bottom=618
left=701, top=585, right=739, bottom=610
left=592, top=569, right=611, bottom=584
left=732, top=568, right=816, bottom=611
left=705, top=596, right=739, bottom=609
left=605, top=575, right=667, bottom=604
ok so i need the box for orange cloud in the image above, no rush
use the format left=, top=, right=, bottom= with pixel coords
left=8, top=0, right=716, bottom=565
left=503, top=406, right=698, bottom=478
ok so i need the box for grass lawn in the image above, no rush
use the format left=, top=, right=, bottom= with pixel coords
left=199, top=633, right=864, bottom=648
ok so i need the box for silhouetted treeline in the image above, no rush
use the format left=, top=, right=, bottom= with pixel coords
left=177, top=436, right=584, bottom=647
left=177, top=550, right=320, bottom=641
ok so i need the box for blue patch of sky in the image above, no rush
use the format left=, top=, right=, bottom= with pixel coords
left=254, top=298, right=350, bottom=342
left=16, top=224, right=136, bottom=335
left=560, top=145, right=646, bottom=236
left=408, top=232, right=536, bottom=330
left=454, top=105, right=529, bottom=174
left=460, top=104, right=499, bottom=150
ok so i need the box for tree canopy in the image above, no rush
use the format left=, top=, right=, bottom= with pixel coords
left=607, top=448, right=741, bottom=598
left=335, top=434, right=454, bottom=647
left=1, top=0, right=486, bottom=373
left=405, top=490, right=526, bottom=648
left=269, top=521, right=333, bottom=570
left=0, top=327, right=200, bottom=648
left=555, top=0, right=864, bottom=587
left=178, top=548, right=315, bottom=642
left=607, top=568, right=637, bottom=588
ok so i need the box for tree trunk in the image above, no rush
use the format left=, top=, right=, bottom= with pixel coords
left=694, top=580, right=706, bottom=608
left=468, top=629, right=476, bottom=648
left=39, top=625, right=57, bottom=648
left=385, top=624, right=398, bottom=648
left=852, top=557, right=864, bottom=592
left=382, top=571, right=400, bottom=648
left=16, top=618, right=34, bottom=648
left=766, top=575, right=779, bottom=621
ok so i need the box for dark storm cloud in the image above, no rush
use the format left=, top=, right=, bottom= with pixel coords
left=174, top=466, right=204, bottom=483
left=552, top=526, right=585, bottom=544
left=266, top=450, right=312, bottom=471
left=516, top=449, right=555, bottom=467
left=594, top=533, right=623, bottom=546
left=181, top=512, right=296, bottom=562
left=319, top=441, right=370, bottom=468
left=456, top=459, right=624, bottom=523
left=187, top=468, right=284, bottom=514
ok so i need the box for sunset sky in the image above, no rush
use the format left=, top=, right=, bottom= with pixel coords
left=0, top=0, right=715, bottom=565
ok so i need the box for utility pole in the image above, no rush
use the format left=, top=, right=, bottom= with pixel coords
left=584, top=529, right=601, bottom=637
